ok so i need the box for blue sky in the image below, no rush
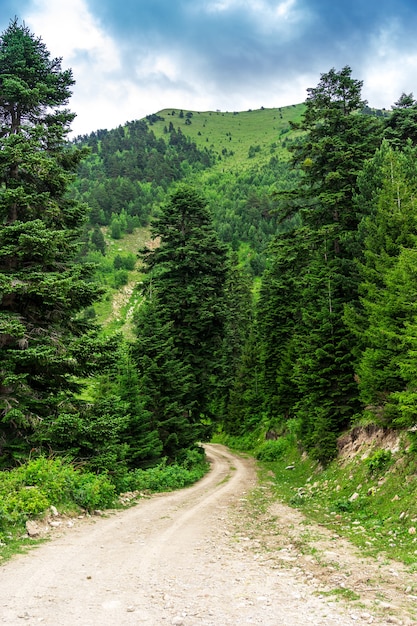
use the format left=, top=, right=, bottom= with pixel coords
left=2, top=0, right=417, bottom=135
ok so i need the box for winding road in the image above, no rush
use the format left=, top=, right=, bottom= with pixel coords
left=0, top=445, right=408, bottom=625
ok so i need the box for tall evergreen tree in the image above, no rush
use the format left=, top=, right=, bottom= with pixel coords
left=384, top=93, right=417, bottom=147
left=347, top=142, right=417, bottom=424
left=211, top=253, right=254, bottom=425
left=134, top=184, right=228, bottom=456
left=0, top=20, right=101, bottom=464
left=261, top=67, right=383, bottom=462
left=256, top=228, right=308, bottom=427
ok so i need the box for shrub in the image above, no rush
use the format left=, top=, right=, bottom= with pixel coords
left=0, top=456, right=117, bottom=533
left=72, top=473, right=116, bottom=510
left=366, top=449, right=393, bottom=476
left=116, top=451, right=209, bottom=494
left=7, top=487, right=50, bottom=518
left=255, top=438, right=290, bottom=462
left=113, top=269, right=129, bottom=288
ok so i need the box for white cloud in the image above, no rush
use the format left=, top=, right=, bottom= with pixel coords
left=23, top=0, right=222, bottom=135
left=362, top=21, right=417, bottom=109
left=203, top=0, right=304, bottom=33
left=26, top=0, right=120, bottom=69
left=25, top=0, right=127, bottom=134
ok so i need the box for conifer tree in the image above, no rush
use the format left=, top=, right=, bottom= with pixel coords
left=348, top=142, right=417, bottom=424
left=134, top=185, right=228, bottom=456
left=211, top=253, right=253, bottom=424
left=0, top=20, right=101, bottom=463
left=384, top=93, right=417, bottom=147
left=256, top=229, right=308, bottom=427
left=262, top=67, right=383, bottom=461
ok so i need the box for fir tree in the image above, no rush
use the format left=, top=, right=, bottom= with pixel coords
left=0, top=20, right=101, bottom=463
left=134, top=185, right=228, bottom=455
left=264, top=67, right=383, bottom=462
left=348, top=142, right=417, bottom=424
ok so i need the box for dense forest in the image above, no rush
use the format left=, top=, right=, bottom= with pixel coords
left=2, top=16, right=417, bottom=512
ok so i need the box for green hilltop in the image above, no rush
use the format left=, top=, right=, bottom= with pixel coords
left=145, top=103, right=305, bottom=170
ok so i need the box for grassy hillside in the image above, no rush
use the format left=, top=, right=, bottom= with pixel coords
left=86, top=227, right=151, bottom=339
left=147, top=104, right=305, bottom=171
left=77, top=105, right=306, bottom=335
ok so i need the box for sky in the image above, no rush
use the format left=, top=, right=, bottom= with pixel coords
left=2, top=0, right=417, bottom=136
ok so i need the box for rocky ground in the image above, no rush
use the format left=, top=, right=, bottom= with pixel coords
left=0, top=444, right=416, bottom=625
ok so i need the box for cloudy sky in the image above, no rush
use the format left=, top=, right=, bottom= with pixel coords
left=2, top=0, right=417, bottom=136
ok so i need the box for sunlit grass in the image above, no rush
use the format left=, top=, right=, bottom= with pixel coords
left=221, top=430, right=417, bottom=568
left=149, top=104, right=305, bottom=172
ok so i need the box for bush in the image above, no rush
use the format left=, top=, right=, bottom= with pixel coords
left=7, top=487, right=50, bottom=518
left=113, top=253, right=136, bottom=271
left=0, top=456, right=117, bottom=534
left=72, top=473, right=116, bottom=510
left=255, top=438, right=291, bottom=461
left=113, top=269, right=129, bottom=288
left=366, top=449, right=392, bottom=476
left=116, top=451, right=209, bottom=494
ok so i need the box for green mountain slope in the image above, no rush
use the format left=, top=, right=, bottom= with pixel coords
left=147, top=104, right=305, bottom=170
left=73, top=105, right=306, bottom=333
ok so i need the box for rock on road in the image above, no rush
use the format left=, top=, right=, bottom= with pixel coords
left=0, top=444, right=393, bottom=625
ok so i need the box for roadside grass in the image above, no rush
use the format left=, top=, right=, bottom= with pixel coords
left=319, top=588, right=361, bottom=602
left=0, top=447, right=209, bottom=564
left=217, top=431, right=417, bottom=570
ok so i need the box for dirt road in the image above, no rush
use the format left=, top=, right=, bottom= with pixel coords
left=0, top=445, right=415, bottom=625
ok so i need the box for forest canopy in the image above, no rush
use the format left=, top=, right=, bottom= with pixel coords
left=2, top=17, right=417, bottom=481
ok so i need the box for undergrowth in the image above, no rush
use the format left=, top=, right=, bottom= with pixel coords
left=0, top=446, right=209, bottom=563
left=114, top=447, right=209, bottom=493
left=219, top=430, right=417, bottom=569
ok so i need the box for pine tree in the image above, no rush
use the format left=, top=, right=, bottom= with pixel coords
left=133, top=299, right=197, bottom=458
left=0, top=20, right=101, bottom=463
left=384, top=93, right=417, bottom=147
left=264, top=67, right=383, bottom=462
left=391, top=248, right=417, bottom=428
left=134, top=184, right=228, bottom=455
left=348, top=142, right=417, bottom=424
left=225, top=325, right=263, bottom=436
left=211, top=253, right=253, bottom=424
left=254, top=229, right=304, bottom=431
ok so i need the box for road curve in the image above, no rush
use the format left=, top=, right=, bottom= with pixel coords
left=0, top=444, right=362, bottom=625
left=0, top=445, right=255, bottom=625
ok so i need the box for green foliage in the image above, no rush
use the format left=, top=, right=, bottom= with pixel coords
left=258, top=433, right=417, bottom=567
left=113, top=253, right=136, bottom=271
left=151, top=105, right=305, bottom=170
left=72, top=119, right=215, bottom=237
left=348, top=142, right=417, bottom=426
left=110, top=217, right=122, bottom=239
left=91, top=226, right=106, bottom=254
left=71, top=473, right=116, bottom=510
left=211, top=253, right=254, bottom=425
left=212, top=429, right=264, bottom=452
left=255, top=438, right=292, bottom=461
left=384, top=93, right=417, bottom=147
left=366, top=449, right=393, bottom=476
left=0, top=456, right=116, bottom=534
left=248, top=144, right=261, bottom=158
left=134, top=184, right=228, bottom=457
left=75, top=105, right=303, bottom=277
left=115, top=447, right=208, bottom=493
left=113, top=269, right=129, bottom=288
left=253, top=67, right=384, bottom=461
left=0, top=19, right=104, bottom=464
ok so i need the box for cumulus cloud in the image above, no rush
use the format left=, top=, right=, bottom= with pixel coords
left=1, top=0, right=417, bottom=134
